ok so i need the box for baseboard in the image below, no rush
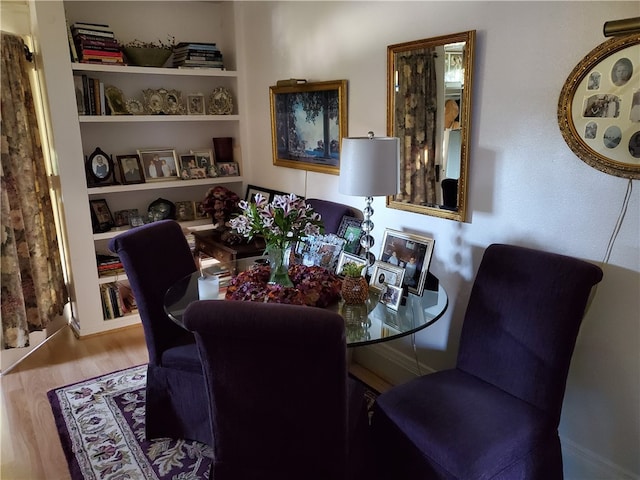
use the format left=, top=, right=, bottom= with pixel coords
left=353, top=344, right=638, bottom=480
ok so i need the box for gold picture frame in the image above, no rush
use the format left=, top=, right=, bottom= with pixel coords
left=269, top=79, right=347, bottom=175
left=558, top=33, right=640, bottom=179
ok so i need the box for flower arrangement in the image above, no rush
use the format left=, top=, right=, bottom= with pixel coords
left=230, top=193, right=323, bottom=250
left=201, top=186, right=241, bottom=229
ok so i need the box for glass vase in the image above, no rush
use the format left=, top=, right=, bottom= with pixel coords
left=267, top=243, right=293, bottom=287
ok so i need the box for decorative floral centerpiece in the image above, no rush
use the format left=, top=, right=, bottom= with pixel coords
left=230, top=193, right=323, bottom=286
left=201, top=186, right=241, bottom=229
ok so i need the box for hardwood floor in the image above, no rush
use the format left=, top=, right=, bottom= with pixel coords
left=1, top=324, right=148, bottom=480
left=1, top=323, right=390, bottom=480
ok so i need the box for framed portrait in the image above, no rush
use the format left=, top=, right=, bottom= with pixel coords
left=269, top=79, right=347, bottom=175
left=113, top=208, right=139, bottom=227
left=245, top=184, right=274, bottom=203
left=175, top=201, right=195, bottom=221
left=104, top=85, right=128, bottom=115
left=335, top=251, right=367, bottom=277
left=89, top=198, right=115, bottom=233
left=380, top=284, right=403, bottom=311
left=165, top=89, right=184, bottom=115
left=370, top=260, right=405, bottom=292
left=194, top=201, right=208, bottom=219
left=137, top=148, right=180, bottom=182
left=179, top=154, right=197, bottom=179
left=187, top=93, right=205, bottom=115
left=337, top=215, right=363, bottom=254
left=217, top=162, right=240, bottom=177
left=191, top=149, right=215, bottom=175
left=380, top=228, right=435, bottom=296
left=116, top=154, right=144, bottom=185
left=558, top=34, right=640, bottom=179
left=85, top=147, right=114, bottom=186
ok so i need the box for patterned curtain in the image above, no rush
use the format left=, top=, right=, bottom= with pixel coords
left=1, top=33, right=67, bottom=349
left=392, top=47, right=437, bottom=205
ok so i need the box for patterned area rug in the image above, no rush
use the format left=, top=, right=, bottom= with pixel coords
left=47, top=365, right=213, bottom=480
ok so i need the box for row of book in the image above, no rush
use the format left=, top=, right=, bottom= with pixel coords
left=97, top=254, right=124, bottom=277
left=173, top=42, right=224, bottom=69
left=101, top=281, right=137, bottom=320
left=68, top=21, right=124, bottom=65
left=74, top=74, right=110, bottom=116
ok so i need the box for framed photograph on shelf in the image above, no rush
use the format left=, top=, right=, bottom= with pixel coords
left=269, top=79, right=347, bottom=175
left=337, top=215, right=363, bottom=254
left=85, top=147, right=114, bottom=186
left=370, top=260, right=405, bottom=292
left=187, top=93, right=205, bottom=115
left=104, top=86, right=128, bottom=115
left=191, top=149, right=215, bottom=176
left=380, top=228, right=435, bottom=296
left=335, top=251, right=367, bottom=277
left=89, top=198, right=115, bottom=233
left=245, top=184, right=273, bottom=203
left=179, top=154, right=197, bottom=179
left=116, top=154, right=145, bottom=185
left=113, top=208, right=139, bottom=227
left=380, top=284, right=403, bottom=311
left=137, top=148, right=180, bottom=182
left=217, top=162, right=240, bottom=177
left=194, top=201, right=208, bottom=219
left=175, top=201, right=196, bottom=221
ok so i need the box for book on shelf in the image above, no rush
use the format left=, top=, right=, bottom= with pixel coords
left=74, top=35, right=120, bottom=48
left=71, top=27, right=115, bottom=38
left=100, top=281, right=136, bottom=319
left=174, top=42, right=218, bottom=49
left=71, top=21, right=113, bottom=32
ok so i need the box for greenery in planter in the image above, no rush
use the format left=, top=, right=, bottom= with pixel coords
left=341, top=262, right=365, bottom=278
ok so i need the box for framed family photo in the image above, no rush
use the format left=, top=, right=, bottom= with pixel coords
left=137, top=148, right=179, bottom=182
left=380, top=284, right=403, bottom=311
left=217, top=162, right=240, bottom=177
left=370, top=260, right=405, bottom=292
left=380, top=228, right=435, bottom=296
left=269, top=79, right=347, bottom=175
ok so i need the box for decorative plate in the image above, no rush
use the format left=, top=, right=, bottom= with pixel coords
left=208, top=87, right=233, bottom=115
left=126, top=99, right=144, bottom=115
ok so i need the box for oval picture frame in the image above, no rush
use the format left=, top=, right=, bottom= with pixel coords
left=558, top=34, right=640, bottom=179
left=86, top=147, right=114, bottom=186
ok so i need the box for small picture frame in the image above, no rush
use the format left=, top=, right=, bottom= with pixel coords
left=337, top=215, right=363, bottom=254
left=380, top=284, right=403, bottom=311
left=137, top=148, right=180, bottom=182
left=245, top=184, right=274, bottom=203
left=380, top=229, right=435, bottom=296
left=335, top=251, right=367, bottom=276
left=165, top=89, right=183, bottom=115
left=179, top=154, right=198, bottom=179
left=89, top=198, right=115, bottom=232
left=191, top=149, right=215, bottom=175
left=116, top=154, right=145, bottom=185
left=194, top=201, right=208, bottom=219
left=104, top=85, right=128, bottom=115
left=370, top=260, right=405, bottom=292
left=217, top=161, right=240, bottom=177
left=86, top=147, right=114, bottom=186
left=175, top=201, right=196, bottom=222
left=187, top=93, right=205, bottom=115
left=113, top=208, right=139, bottom=227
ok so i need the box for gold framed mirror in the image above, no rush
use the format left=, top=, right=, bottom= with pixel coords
left=386, top=30, right=476, bottom=222
left=558, top=34, right=640, bottom=179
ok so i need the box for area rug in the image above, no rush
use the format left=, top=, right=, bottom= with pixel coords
left=47, top=365, right=213, bottom=480
left=48, top=364, right=378, bottom=480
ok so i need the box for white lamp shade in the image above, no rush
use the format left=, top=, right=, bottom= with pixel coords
left=339, top=136, right=400, bottom=196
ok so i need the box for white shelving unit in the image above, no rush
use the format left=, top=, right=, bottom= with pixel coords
left=33, top=0, right=243, bottom=336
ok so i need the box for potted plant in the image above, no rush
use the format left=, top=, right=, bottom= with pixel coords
left=340, top=261, right=369, bottom=305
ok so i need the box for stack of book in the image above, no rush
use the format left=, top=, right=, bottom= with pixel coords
left=173, top=42, right=223, bottom=69
left=97, top=254, right=125, bottom=277
left=69, top=21, right=124, bottom=64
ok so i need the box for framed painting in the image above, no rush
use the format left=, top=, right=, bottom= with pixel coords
left=370, top=260, right=405, bottom=292
left=337, top=215, right=363, bottom=254
left=116, top=154, right=144, bottom=185
left=380, top=228, right=435, bottom=296
left=269, top=79, right=347, bottom=175
left=89, top=198, right=115, bottom=233
left=137, top=148, right=179, bottom=182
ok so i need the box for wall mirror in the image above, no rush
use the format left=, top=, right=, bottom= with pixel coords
left=386, top=30, right=476, bottom=222
left=558, top=33, right=640, bottom=179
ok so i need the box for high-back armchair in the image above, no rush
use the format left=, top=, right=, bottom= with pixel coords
left=307, top=198, right=361, bottom=234
left=371, top=243, right=603, bottom=479
left=183, top=300, right=369, bottom=480
left=108, top=220, right=211, bottom=444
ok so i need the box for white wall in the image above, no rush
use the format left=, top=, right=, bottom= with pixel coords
left=236, top=1, right=639, bottom=477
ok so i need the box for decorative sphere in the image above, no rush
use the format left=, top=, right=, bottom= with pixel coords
left=360, top=234, right=374, bottom=249
left=361, top=219, right=374, bottom=233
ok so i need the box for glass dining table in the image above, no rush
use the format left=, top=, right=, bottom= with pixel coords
left=164, top=256, right=448, bottom=347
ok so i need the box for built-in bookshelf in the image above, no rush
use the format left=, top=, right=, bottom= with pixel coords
left=33, top=0, right=243, bottom=336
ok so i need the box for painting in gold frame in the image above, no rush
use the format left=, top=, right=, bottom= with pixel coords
left=269, top=80, right=347, bottom=175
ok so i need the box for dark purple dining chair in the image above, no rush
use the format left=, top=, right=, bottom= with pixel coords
left=109, top=220, right=211, bottom=445
left=182, top=300, right=370, bottom=480
left=371, top=243, right=603, bottom=479
left=307, top=198, right=361, bottom=234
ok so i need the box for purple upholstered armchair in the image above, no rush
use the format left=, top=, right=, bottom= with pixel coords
left=307, top=198, right=361, bottom=234
left=371, top=243, right=603, bottom=479
left=109, top=220, right=211, bottom=445
left=182, top=300, right=370, bottom=480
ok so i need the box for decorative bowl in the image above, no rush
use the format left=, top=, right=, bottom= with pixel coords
left=123, top=47, right=172, bottom=67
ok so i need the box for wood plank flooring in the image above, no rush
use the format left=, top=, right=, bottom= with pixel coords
left=1, top=323, right=390, bottom=480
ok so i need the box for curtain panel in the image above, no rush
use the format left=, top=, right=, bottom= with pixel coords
left=393, top=48, right=437, bottom=206
left=1, top=33, right=67, bottom=348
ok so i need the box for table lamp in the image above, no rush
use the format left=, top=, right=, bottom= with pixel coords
left=339, top=131, right=400, bottom=267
